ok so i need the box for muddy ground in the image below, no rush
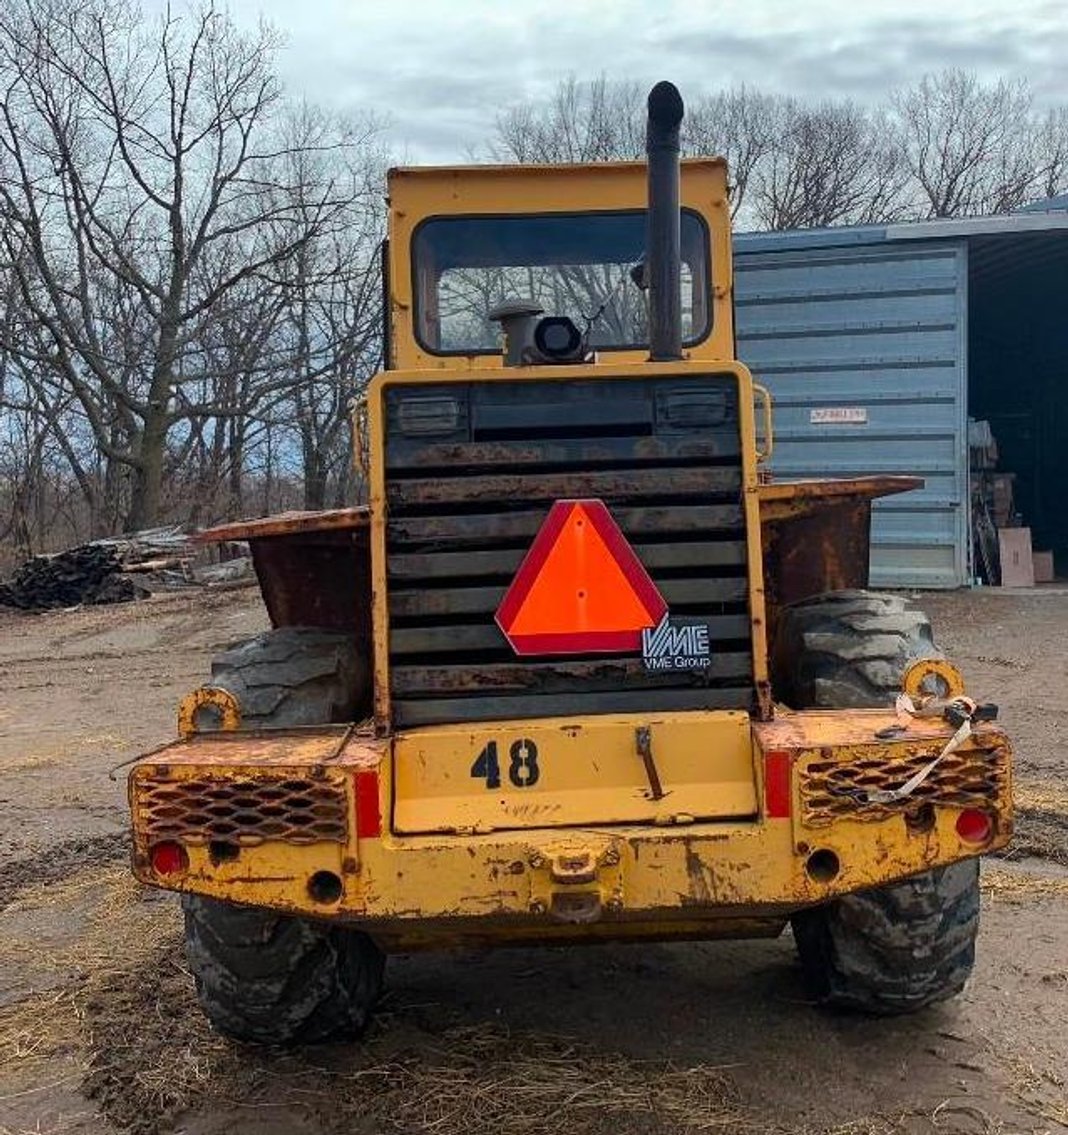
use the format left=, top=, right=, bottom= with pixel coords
left=0, top=587, right=1065, bottom=1135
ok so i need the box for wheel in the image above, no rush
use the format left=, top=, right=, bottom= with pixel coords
left=773, top=590, right=981, bottom=1015
left=771, top=589, right=940, bottom=710
left=791, top=860, right=979, bottom=1014
left=209, top=625, right=371, bottom=726
left=183, top=895, right=384, bottom=1044
left=183, top=626, right=382, bottom=1043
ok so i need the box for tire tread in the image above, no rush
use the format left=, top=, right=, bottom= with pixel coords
left=774, top=590, right=982, bottom=1015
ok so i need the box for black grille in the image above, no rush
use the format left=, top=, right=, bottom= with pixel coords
left=383, top=376, right=754, bottom=727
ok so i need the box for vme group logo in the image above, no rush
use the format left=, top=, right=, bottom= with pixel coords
left=641, top=614, right=712, bottom=672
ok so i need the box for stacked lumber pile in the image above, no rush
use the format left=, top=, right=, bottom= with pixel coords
left=0, top=526, right=196, bottom=610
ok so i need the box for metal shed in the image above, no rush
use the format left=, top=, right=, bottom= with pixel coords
left=734, top=207, right=1068, bottom=588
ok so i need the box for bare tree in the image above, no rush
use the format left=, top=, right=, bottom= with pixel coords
left=753, top=99, right=908, bottom=230
left=490, top=75, right=645, bottom=163
left=1034, top=106, right=1068, bottom=201
left=892, top=70, right=1040, bottom=217
left=685, top=86, right=777, bottom=222
left=0, top=0, right=359, bottom=530
left=266, top=104, right=386, bottom=509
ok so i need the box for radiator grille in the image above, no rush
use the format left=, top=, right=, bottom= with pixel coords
left=383, top=376, right=754, bottom=727
left=798, top=745, right=1008, bottom=828
left=134, top=774, right=348, bottom=845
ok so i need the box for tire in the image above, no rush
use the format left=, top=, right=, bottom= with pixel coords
left=210, top=626, right=371, bottom=726
left=183, top=626, right=382, bottom=1044
left=183, top=895, right=384, bottom=1044
left=772, top=589, right=940, bottom=710
left=774, top=590, right=981, bottom=1015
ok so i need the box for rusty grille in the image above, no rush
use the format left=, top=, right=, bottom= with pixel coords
left=798, top=745, right=1008, bottom=827
left=383, top=375, right=754, bottom=727
left=134, top=773, right=348, bottom=846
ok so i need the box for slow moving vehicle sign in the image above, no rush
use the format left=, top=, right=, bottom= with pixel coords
left=495, top=498, right=712, bottom=672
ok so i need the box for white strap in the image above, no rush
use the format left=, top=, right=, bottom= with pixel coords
left=860, top=693, right=974, bottom=805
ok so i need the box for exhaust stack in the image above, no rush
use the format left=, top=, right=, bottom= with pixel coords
left=645, top=81, right=684, bottom=362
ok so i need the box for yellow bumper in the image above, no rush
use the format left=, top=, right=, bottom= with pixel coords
left=128, top=710, right=1012, bottom=949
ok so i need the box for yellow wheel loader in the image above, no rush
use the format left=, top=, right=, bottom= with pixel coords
left=127, top=82, right=1012, bottom=1043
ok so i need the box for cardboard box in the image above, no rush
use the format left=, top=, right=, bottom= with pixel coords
left=998, top=528, right=1034, bottom=588
left=1033, top=551, right=1055, bottom=584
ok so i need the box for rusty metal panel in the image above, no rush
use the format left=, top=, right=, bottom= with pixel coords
left=381, top=374, right=756, bottom=727
left=134, top=772, right=349, bottom=846
left=195, top=508, right=373, bottom=648
left=752, top=710, right=1012, bottom=836
left=247, top=527, right=372, bottom=650
left=388, top=503, right=745, bottom=547
left=798, top=744, right=1008, bottom=828
left=130, top=727, right=367, bottom=849
left=386, top=465, right=742, bottom=508
left=196, top=508, right=369, bottom=543
left=758, top=476, right=922, bottom=638
left=735, top=235, right=968, bottom=587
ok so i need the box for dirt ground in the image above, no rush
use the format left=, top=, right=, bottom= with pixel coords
left=1, top=586, right=1066, bottom=1135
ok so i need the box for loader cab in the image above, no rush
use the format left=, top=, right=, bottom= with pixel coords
left=383, top=160, right=738, bottom=371
left=368, top=155, right=770, bottom=733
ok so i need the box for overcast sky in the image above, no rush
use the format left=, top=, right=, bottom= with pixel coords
left=215, top=0, right=1068, bottom=162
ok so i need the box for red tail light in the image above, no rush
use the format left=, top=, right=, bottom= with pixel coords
left=764, top=750, right=792, bottom=818
left=355, top=769, right=382, bottom=838
left=150, top=841, right=189, bottom=876
left=956, top=809, right=993, bottom=845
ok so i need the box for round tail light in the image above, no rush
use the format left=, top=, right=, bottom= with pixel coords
left=956, top=809, right=993, bottom=846
left=150, top=841, right=189, bottom=876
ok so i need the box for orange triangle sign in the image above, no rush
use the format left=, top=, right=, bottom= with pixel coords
left=496, top=500, right=667, bottom=656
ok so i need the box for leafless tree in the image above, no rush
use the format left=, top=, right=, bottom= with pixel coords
left=752, top=99, right=909, bottom=230
left=1034, top=106, right=1068, bottom=202
left=266, top=104, right=386, bottom=509
left=892, top=70, right=1041, bottom=218
left=685, top=86, right=777, bottom=222
left=0, top=0, right=378, bottom=531
left=490, top=75, right=645, bottom=163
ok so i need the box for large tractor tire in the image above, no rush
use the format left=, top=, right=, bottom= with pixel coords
left=773, top=590, right=981, bottom=1015
left=209, top=626, right=370, bottom=726
left=771, top=589, right=940, bottom=710
left=182, top=626, right=383, bottom=1044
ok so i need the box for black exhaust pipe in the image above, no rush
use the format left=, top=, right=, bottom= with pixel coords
left=645, top=81, right=684, bottom=362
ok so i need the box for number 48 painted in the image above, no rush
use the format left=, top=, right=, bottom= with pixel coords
left=470, top=739, right=540, bottom=789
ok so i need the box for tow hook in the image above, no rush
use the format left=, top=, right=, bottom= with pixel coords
left=550, top=892, right=603, bottom=923
left=550, top=850, right=596, bottom=885
left=527, top=847, right=623, bottom=924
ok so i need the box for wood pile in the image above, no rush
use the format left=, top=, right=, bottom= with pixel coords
left=0, top=526, right=196, bottom=610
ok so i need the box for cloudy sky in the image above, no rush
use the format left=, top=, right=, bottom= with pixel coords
left=215, top=0, right=1067, bottom=161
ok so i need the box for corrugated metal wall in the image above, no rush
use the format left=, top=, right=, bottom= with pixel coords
left=734, top=234, right=968, bottom=588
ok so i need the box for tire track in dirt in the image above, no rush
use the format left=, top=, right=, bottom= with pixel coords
left=0, top=832, right=128, bottom=908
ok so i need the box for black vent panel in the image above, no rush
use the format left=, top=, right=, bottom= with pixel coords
left=383, top=376, right=754, bottom=727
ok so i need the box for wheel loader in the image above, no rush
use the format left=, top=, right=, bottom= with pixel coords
left=127, top=82, right=1013, bottom=1043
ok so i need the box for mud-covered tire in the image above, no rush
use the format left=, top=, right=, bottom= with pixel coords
left=182, top=896, right=384, bottom=1044
left=183, top=625, right=381, bottom=1043
left=775, top=590, right=981, bottom=1014
left=210, top=626, right=370, bottom=726
left=772, top=589, right=940, bottom=710
left=791, top=860, right=980, bottom=1014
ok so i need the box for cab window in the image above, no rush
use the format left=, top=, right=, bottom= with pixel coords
left=412, top=209, right=711, bottom=355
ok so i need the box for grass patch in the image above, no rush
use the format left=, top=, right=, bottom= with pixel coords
left=2, top=864, right=749, bottom=1135
left=980, top=866, right=1068, bottom=902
